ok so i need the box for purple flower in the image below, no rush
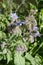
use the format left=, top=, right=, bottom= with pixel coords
left=33, top=26, right=39, bottom=31
left=17, top=21, right=23, bottom=26
left=33, top=31, right=41, bottom=37
left=16, top=21, right=29, bottom=26
left=15, top=44, right=27, bottom=53
left=10, top=13, right=18, bottom=21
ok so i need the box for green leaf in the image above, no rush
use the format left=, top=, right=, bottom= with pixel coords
left=25, top=61, right=31, bottom=65
left=14, top=52, right=25, bottom=65
left=25, top=53, right=36, bottom=65
left=30, top=3, right=36, bottom=9
left=0, top=55, right=3, bottom=60
left=7, top=50, right=12, bottom=64
left=0, top=31, right=6, bottom=40
left=35, top=54, right=42, bottom=65
left=2, top=3, right=6, bottom=8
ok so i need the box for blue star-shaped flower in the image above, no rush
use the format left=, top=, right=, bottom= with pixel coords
left=16, top=21, right=23, bottom=26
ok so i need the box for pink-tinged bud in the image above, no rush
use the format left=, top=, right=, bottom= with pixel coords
left=1, top=42, right=6, bottom=49
left=29, top=35, right=34, bottom=43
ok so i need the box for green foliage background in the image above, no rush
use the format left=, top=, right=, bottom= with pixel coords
left=0, top=0, right=43, bottom=65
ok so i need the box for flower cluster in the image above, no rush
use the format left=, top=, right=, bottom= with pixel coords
left=9, top=9, right=41, bottom=43
left=23, top=9, right=41, bottom=43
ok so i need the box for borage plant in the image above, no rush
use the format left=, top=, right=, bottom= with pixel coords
left=0, top=0, right=43, bottom=65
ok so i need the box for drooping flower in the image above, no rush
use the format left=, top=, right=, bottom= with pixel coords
left=33, top=26, right=39, bottom=31
left=30, top=15, right=37, bottom=26
left=30, top=9, right=38, bottom=15
left=10, top=13, right=18, bottom=21
left=15, top=44, right=27, bottom=54
left=29, top=35, right=34, bottom=43
left=1, top=42, right=6, bottom=49
left=33, top=31, right=41, bottom=37
left=16, top=21, right=29, bottom=26
left=16, top=21, right=23, bottom=26
left=12, top=26, right=22, bottom=36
